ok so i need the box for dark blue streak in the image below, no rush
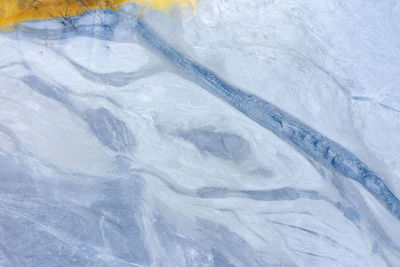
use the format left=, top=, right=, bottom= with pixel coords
left=134, top=20, right=400, bottom=219
left=17, top=11, right=400, bottom=219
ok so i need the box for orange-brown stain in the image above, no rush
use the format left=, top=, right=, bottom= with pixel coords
left=0, top=0, right=195, bottom=31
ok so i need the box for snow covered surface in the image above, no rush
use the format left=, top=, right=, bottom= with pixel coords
left=0, top=0, right=400, bottom=266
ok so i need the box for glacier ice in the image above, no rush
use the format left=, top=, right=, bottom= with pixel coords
left=0, top=0, right=400, bottom=266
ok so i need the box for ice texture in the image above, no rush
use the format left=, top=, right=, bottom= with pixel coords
left=0, top=1, right=400, bottom=266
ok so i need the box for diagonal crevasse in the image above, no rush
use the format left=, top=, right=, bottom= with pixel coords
left=133, top=17, right=400, bottom=220
left=7, top=7, right=400, bottom=220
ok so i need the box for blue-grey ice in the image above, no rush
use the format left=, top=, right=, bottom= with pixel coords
left=0, top=1, right=400, bottom=266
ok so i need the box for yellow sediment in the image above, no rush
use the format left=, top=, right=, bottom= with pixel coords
left=0, top=0, right=196, bottom=30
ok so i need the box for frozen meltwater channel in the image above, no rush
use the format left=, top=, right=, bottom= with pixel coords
left=0, top=0, right=400, bottom=266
